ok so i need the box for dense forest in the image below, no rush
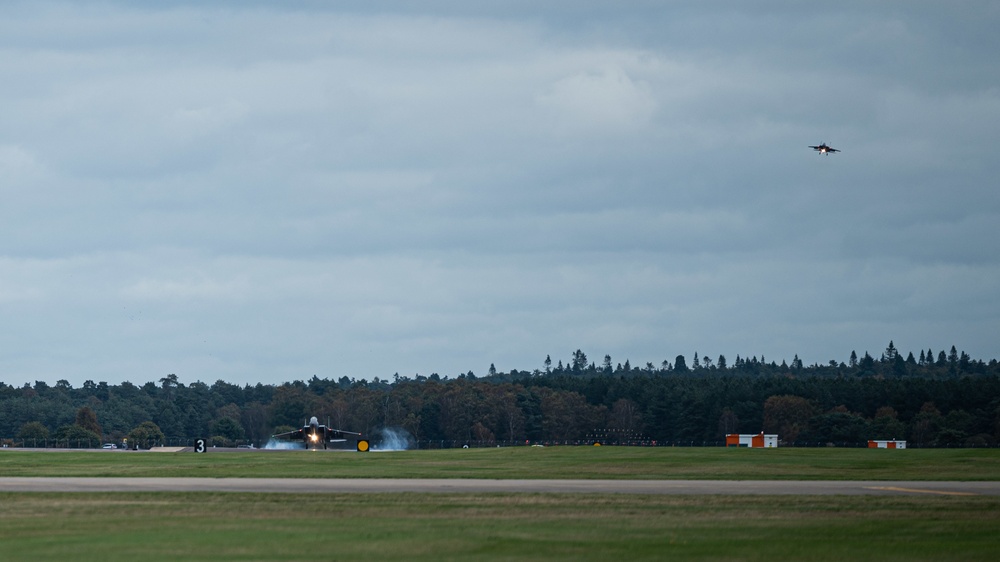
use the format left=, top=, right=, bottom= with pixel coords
left=2, top=342, right=999, bottom=449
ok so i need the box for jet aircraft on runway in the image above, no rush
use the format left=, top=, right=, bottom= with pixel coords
left=272, top=417, right=368, bottom=451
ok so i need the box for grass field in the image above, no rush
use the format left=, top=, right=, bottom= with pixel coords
left=2, top=447, right=999, bottom=560
left=1, top=446, right=999, bottom=480
left=1, top=492, right=998, bottom=561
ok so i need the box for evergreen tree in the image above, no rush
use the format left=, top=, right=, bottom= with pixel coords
left=884, top=341, right=898, bottom=362
left=860, top=352, right=876, bottom=371
left=159, top=373, right=180, bottom=401
left=674, top=355, right=688, bottom=373
left=891, top=353, right=908, bottom=377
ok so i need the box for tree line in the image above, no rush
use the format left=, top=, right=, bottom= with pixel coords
left=2, top=342, right=998, bottom=448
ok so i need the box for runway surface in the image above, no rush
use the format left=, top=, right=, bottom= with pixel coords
left=0, top=478, right=997, bottom=496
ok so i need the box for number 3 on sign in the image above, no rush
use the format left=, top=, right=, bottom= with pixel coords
left=195, top=439, right=207, bottom=453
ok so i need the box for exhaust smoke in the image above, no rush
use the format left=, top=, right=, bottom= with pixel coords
left=263, top=438, right=304, bottom=450
left=374, top=427, right=415, bottom=451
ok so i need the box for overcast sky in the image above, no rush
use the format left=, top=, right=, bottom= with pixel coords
left=2, top=1, right=998, bottom=387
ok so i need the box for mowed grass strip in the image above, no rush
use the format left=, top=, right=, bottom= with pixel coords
left=1, top=447, right=999, bottom=480
left=1, top=492, right=997, bottom=561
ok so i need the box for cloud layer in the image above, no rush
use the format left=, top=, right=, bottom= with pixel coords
left=1, top=2, right=998, bottom=386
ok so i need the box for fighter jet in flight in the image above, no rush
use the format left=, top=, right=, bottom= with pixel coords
left=809, top=143, right=840, bottom=154
left=272, top=416, right=369, bottom=451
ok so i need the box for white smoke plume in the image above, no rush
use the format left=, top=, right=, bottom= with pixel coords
left=374, top=427, right=415, bottom=451
left=263, top=438, right=304, bottom=450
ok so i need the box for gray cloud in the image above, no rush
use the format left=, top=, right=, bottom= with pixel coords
left=1, top=1, right=997, bottom=386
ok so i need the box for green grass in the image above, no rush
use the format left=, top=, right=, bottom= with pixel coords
left=3, top=448, right=998, bottom=560
left=2, top=446, right=998, bottom=480
left=1, top=492, right=997, bottom=561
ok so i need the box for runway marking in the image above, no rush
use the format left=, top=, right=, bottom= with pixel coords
left=864, top=486, right=977, bottom=496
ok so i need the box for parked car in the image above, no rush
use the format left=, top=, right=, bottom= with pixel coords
left=101, top=443, right=117, bottom=449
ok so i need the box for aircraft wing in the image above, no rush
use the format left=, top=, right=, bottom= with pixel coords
left=324, top=427, right=362, bottom=441
left=271, top=428, right=306, bottom=441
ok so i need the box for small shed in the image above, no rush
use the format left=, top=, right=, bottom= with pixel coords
left=726, top=432, right=778, bottom=448
left=868, top=439, right=906, bottom=449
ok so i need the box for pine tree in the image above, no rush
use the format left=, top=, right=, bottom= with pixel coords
left=884, top=341, right=898, bottom=362
left=674, top=355, right=688, bottom=372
